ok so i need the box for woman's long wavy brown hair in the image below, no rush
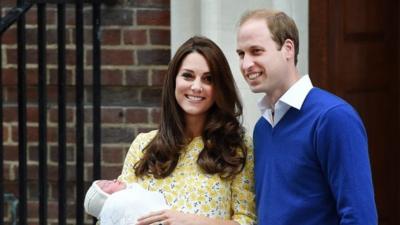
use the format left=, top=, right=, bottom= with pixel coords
left=134, top=36, right=247, bottom=180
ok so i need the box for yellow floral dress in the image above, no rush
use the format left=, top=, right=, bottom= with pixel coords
left=118, top=130, right=256, bottom=225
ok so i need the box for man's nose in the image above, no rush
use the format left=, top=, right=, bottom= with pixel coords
left=241, top=55, right=254, bottom=71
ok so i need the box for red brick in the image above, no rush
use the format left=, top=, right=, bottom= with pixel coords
left=102, top=69, right=123, bottom=85
left=26, top=68, right=39, bottom=85
left=137, top=126, right=158, bottom=134
left=2, top=68, right=17, bottom=85
left=151, top=69, right=167, bottom=86
left=47, top=28, right=60, bottom=45
left=82, top=28, right=94, bottom=45
left=28, top=144, right=62, bottom=163
left=47, top=28, right=74, bottom=45
left=11, top=125, right=76, bottom=143
left=5, top=48, right=73, bottom=65
left=65, top=7, right=76, bottom=26
left=47, top=201, right=58, bottom=219
left=137, top=49, right=170, bottom=65
left=1, top=68, right=38, bottom=86
left=86, top=49, right=134, bottom=66
left=3, top=87, right=16, bottom=103
left=4, top=145, right=18, bottom=161
left=2, top=163, right=12, bottom=179
left=47, top=126, right=77, bottom=143
left=100, top=87, right=140, bottom=106
left=92, top=126, right=135, bottom=144
left=84, top=69, right=123, bottom=85
left=4, top=86, right=40, bottom=104
left=85, top=107, right=124, bottom=123
left=3, top=163, right=18, bottom=181
left=102, top=29, right=122, bottom=45
left=83, top=146, right=93, bottom=164
left=3, top=180, right=18, bottom=195
left=150, top=107, right=161, bottom=123
left=24, top=164, right=66, bottom=182
left=3, top=106, right=17, bottom=122
left=48, top=143, right=75, bottom=163
left=102, top=146, right=125, bottom=164
left=101, top=9, right=134, bottom=26
left=102, top=107, right=125, bottom=123
left=24, top=7, right=57, bottom=26
left=129, top=0, right=170, bottom=8
left=141, top=88, right=162, bottom=105
left=101, top=165, right=123, bottom=180
left=2, top=0, right=18, bottom=7
left=137, top=9, right=170, bottom=26
left=26, top=106, right=39, bottom=123
left=1, top=27, right=16, bottom=45
left=48, top=68, right=75, bottom=85
left=126, top=69, right=148, bottom=86
left=150, top=29, right=170, bottom=45
left=27, top=182, right=39, bottom=200
left=3, top=126, right=9, bottom=142
left=27, top=201, right=39, bottom=219
left=11, top=125, right=39, bottom=142
left=42, top=86, right=77, bottom=105
left=126, top=108, right=148, bottom=123
left=25, top=28, right=38, bottom=45
left=48, top=182, right=77, bottom=201
left=123, top=29, right=147, bottom=45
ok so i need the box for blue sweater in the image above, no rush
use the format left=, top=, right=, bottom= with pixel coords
left=253, top=88, right=377, bottom=225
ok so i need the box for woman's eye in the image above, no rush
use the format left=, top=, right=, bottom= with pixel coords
left=181, top=72, right=193, bottom=79
left=203, top=75, right=212, bottom=83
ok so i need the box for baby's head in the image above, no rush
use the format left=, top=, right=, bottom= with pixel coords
left=84, top=180, right=126, bottom=218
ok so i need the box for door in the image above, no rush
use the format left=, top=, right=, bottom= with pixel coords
left=309, top=0, right=400, bottom=224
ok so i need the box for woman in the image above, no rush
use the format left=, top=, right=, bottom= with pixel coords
left=118, top=36, right=256, bottom=225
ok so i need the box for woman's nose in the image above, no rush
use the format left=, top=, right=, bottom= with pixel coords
left=190, top=79, right=203, bottom=92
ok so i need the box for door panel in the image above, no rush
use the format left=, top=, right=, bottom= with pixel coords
left=310, top=0, right=399, bottom=224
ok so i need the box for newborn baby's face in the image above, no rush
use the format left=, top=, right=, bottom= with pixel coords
left=97, top=180, right=126, bottom=194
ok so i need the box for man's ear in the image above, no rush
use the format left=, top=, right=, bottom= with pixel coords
left=282, top=39, right=295, bottom=61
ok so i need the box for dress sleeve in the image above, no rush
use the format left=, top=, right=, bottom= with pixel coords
left=231, top=135, right=257, bottom=225
left=118, top=133, right=146, bottom=184
left=316, top=105, right=377, bottom=225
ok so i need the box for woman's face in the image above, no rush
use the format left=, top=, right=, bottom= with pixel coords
left=96, top=180, right=126, bottom=194
left=175, top=52, right=215, bottom=121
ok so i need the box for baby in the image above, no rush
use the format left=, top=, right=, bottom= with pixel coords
left=84, top=179, right=169, bottom=225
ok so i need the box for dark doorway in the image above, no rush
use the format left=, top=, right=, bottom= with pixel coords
left=309, top=1, right=400, bottom=224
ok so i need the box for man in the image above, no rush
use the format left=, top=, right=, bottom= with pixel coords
left=236, top=9, right=377, bottom=225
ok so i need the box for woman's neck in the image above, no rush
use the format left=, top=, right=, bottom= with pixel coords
left=184, top=114, right=206, bottom=138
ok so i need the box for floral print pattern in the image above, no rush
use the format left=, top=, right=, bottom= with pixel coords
left=118, top=130, right=256, bottom=225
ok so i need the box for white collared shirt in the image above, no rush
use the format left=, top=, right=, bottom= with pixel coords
left=257, top=75, right=314, bottom=127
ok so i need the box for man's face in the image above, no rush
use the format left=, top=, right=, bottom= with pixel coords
left=236, top=18, right=288, bottom=95
left=96, top=180, right=126, bottom=194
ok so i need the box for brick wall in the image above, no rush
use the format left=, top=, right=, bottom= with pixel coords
left=1, top=0, right=170, bottom=224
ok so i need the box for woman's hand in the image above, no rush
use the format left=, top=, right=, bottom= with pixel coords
left=136, top=209, right=202, bottom=225
left=135, top=209, right=239, bottom=225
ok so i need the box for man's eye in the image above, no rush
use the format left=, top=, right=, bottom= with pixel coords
left=252, top=49, right=263, bottom=54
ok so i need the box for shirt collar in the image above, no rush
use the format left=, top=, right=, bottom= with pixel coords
left=280, top=74, right=313, bottom=110
left=257, top=74, right=313, bottom=114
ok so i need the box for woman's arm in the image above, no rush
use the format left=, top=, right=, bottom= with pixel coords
left=230, top=135, right=256, bottom=225
left=136, top=209, right=240, bottom=225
